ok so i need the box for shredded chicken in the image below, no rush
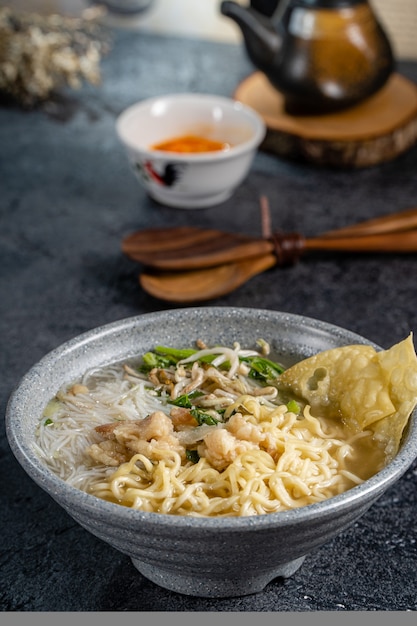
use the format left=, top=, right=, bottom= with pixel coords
left=198, top=427, right=256, bottom=471
left=226, top=412, right=264, bottom=444
left=202, top=366, right=247, bottom=396
left=148, top=368, right=175, bottom=390
left=87, top=411, right=186, bottom=465
left=88, top=439, right=129, bottom=467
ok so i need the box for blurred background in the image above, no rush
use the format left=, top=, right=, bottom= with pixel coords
left=4, top=0, right=417, bottom=61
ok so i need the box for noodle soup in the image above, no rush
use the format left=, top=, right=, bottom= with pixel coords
left=34, top=337, right=401, bottom=518
left=9, top=310, right=417, bottom=597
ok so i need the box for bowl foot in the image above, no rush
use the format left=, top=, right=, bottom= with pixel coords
left=131, top=555, right=306, bottom=597
left=148, top=188, right=234, bottom=209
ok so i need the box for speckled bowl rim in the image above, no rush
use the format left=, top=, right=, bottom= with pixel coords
left=6, top=307, right=417, bottom=531
left=116, top=93, right=266, bottom=162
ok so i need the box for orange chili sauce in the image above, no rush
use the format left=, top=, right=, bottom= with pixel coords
left=151, top=134, right=231, bottom=153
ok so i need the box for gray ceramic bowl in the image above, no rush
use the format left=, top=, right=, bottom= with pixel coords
left=6, top=308, right=417, bottom=597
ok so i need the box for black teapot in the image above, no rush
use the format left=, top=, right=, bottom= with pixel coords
left=221, top=0, right=394, bottom=114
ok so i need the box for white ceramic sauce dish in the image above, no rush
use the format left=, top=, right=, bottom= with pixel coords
left=116, top=94, right=266, bottom=208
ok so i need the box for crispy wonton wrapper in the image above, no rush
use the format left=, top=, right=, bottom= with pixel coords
left=277, top=334, right=417, bottom=461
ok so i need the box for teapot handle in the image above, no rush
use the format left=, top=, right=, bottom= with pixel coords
left=249, top=0, right=280, bottom=17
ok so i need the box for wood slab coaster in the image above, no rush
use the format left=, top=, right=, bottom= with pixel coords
left=234, top=72, right=417, bottom=168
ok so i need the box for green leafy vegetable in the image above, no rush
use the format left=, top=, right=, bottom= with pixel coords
left=140, top=346, right=218, bottom=373
left=140, top=345, right=285, bottom=384
left=140, top=351, right=177, bottom=372
left=190, top=409, right=219, bottom=426
left=186, top=449, right=200, bottom=464
left=169, top=391, right=204, bottom=408
left=155, top=346, right=223, bottom=365
left=155, top=346, right=198, bottom=360
left=242, top=356, right=285, bottom=383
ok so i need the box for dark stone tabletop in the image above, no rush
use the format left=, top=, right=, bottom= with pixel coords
left=1, top=27, right=417, bottom=612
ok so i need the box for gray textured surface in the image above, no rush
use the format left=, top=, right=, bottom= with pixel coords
left=1, top=28, right=417, bottom=611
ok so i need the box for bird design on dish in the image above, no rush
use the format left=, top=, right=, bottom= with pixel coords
left=136, top=160, right=185, bottom=187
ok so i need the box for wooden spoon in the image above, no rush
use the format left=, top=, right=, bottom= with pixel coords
left=140, top=226, right=417, bottom=303
left=123, top=226, right=267, bottom=270
left=123, top=206, right=417, bottom=271
left=140, top=254, right=277, bottom=303
left=321, top=205, right=417, bottom=238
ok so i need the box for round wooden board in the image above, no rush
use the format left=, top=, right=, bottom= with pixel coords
left=234, top=72, right=417, bottom=168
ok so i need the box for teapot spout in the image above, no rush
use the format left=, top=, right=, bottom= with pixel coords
left=220, top=1, right=282, bottom=72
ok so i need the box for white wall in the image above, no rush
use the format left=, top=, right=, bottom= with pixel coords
left=5, top=0, right=417, bottom=60
left=104, top=0, right=245, bottom=42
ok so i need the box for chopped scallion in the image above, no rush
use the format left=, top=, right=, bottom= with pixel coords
left=287, top=400, right=300, bottom=414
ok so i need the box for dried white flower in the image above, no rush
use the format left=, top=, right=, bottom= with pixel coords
left=0, top=6, right=111, bottom=106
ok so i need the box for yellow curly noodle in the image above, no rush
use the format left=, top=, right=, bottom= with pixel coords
left=89, top=396, right=375, bottom=517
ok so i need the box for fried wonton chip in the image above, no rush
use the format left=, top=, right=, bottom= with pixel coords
left=277, top=334, right=417, bottom=460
